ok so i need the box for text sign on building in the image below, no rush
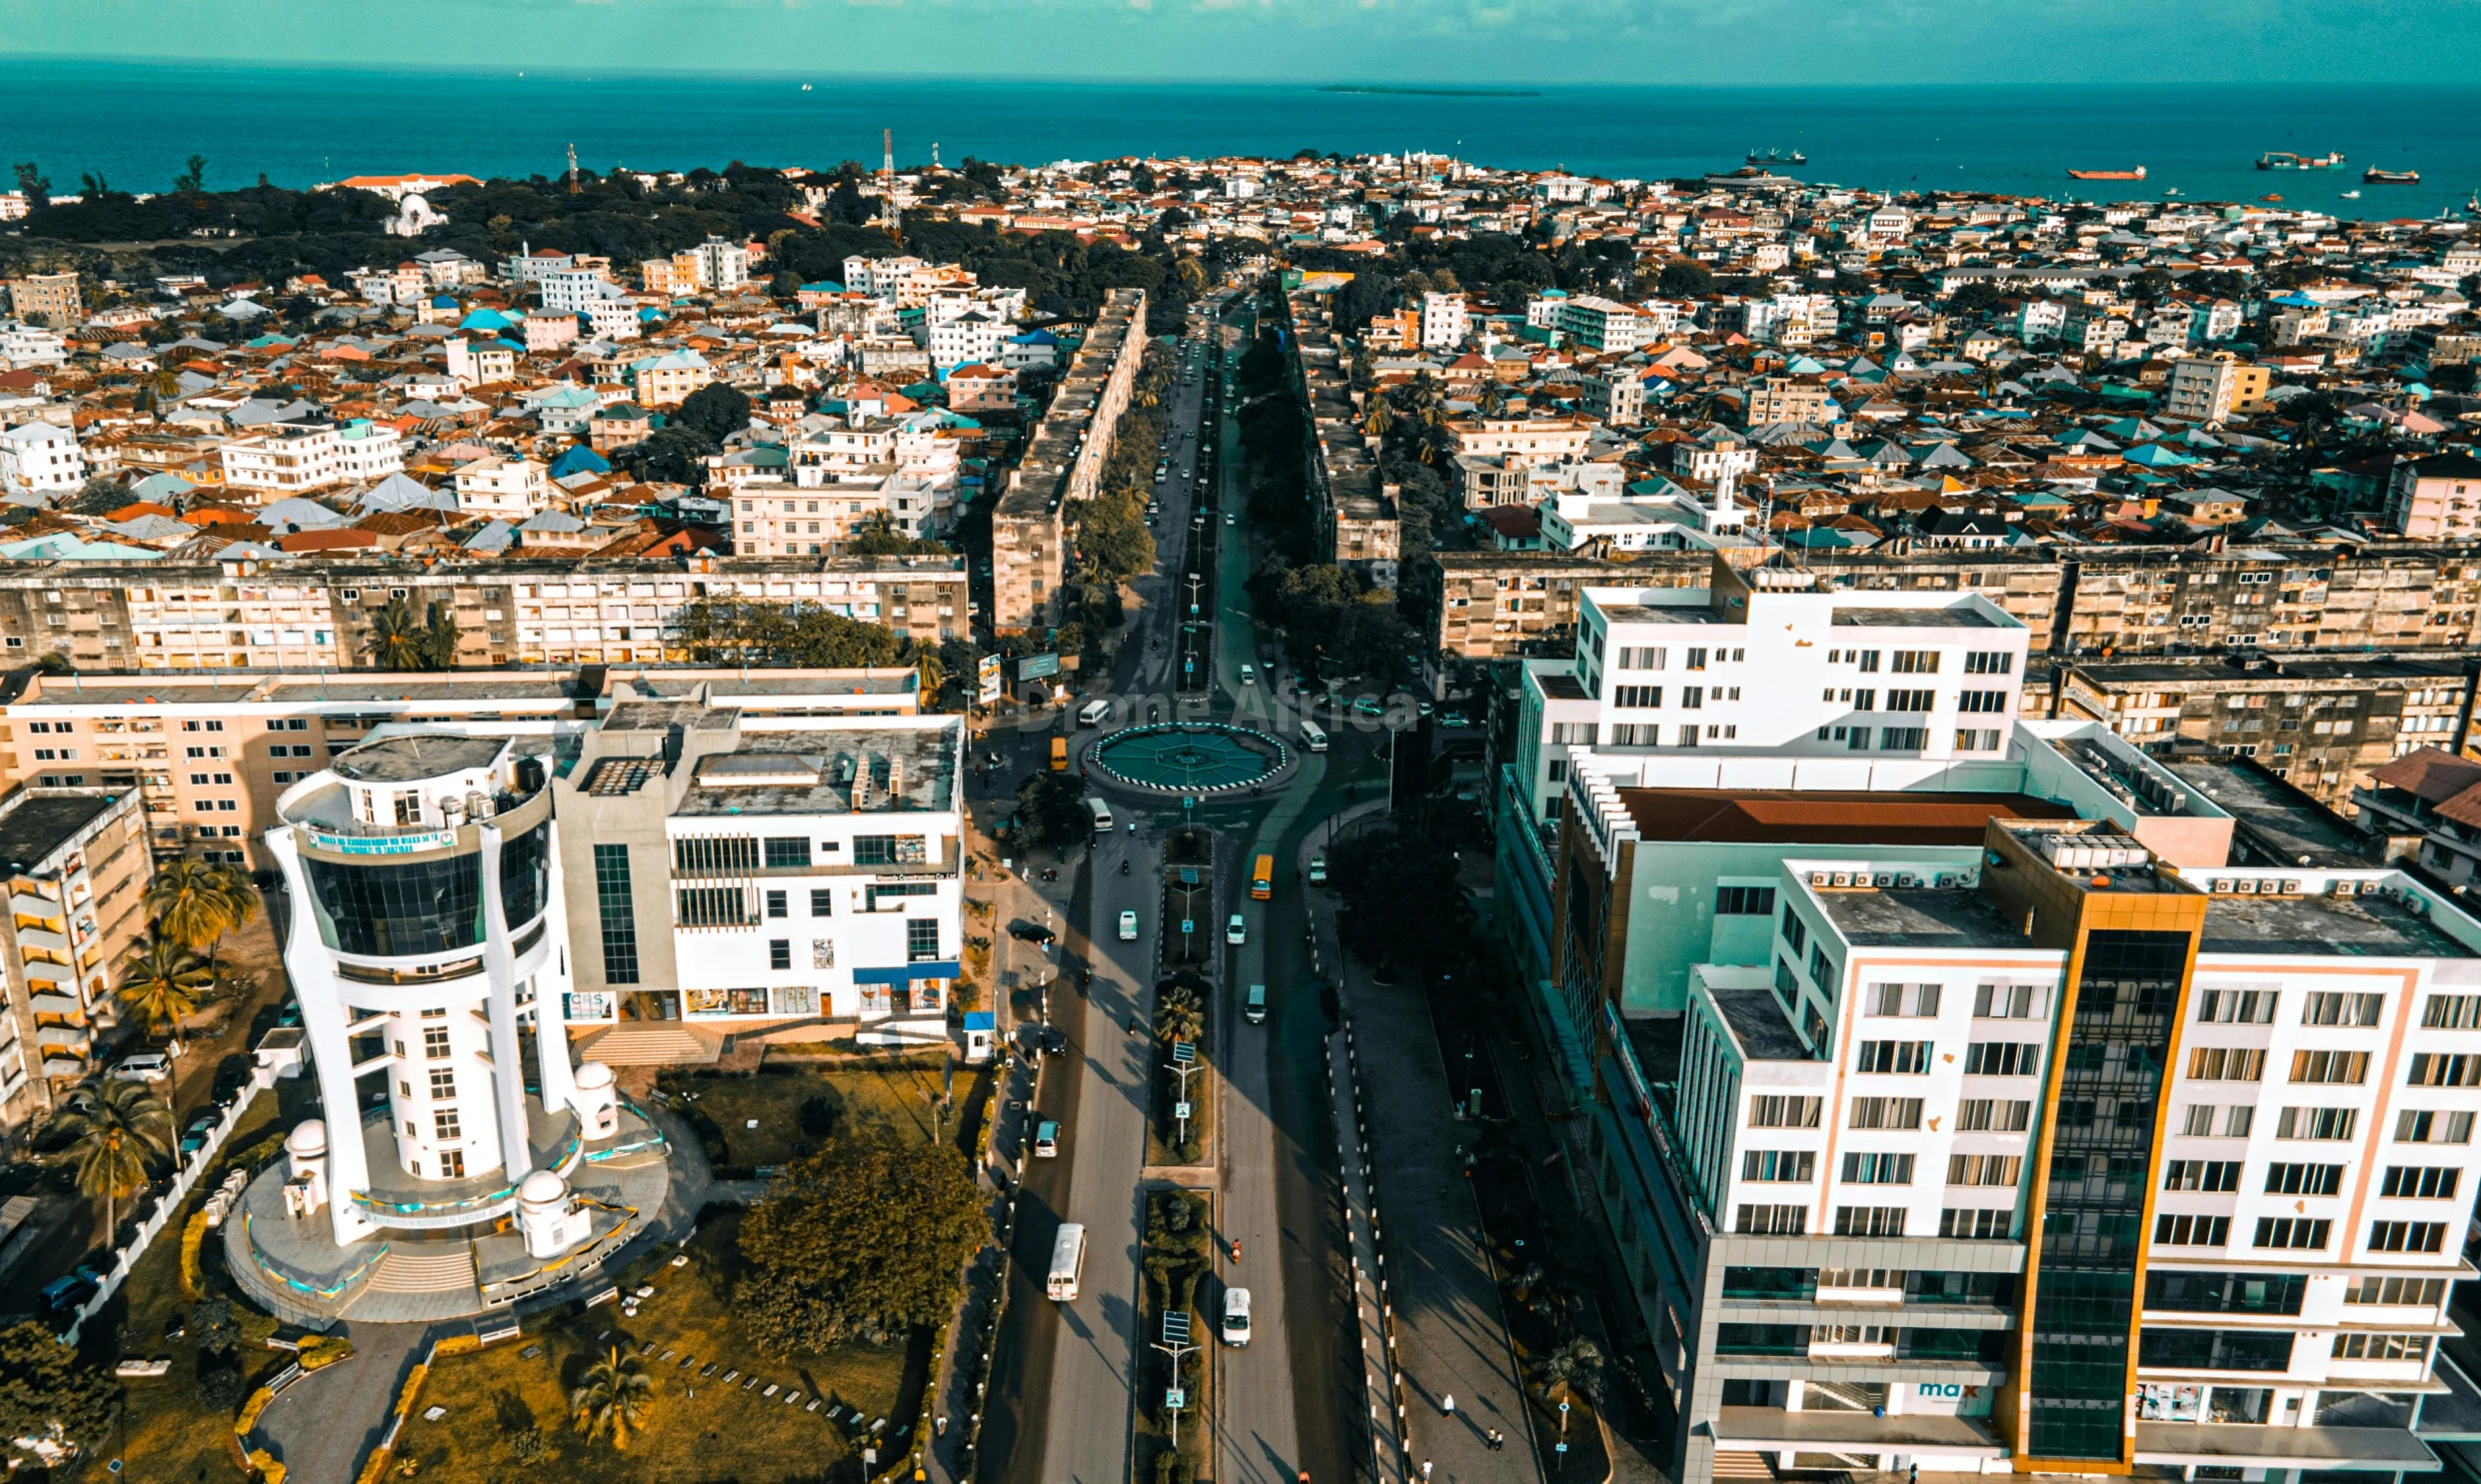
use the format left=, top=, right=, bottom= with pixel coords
left=304, top=825, right=458, bottom=855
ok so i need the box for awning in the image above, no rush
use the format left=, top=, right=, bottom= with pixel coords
left=852, top=960, right=961, bottom=985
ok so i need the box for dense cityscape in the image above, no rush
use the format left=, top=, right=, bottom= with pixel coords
left=6, top=134, right=2481, bottom=1484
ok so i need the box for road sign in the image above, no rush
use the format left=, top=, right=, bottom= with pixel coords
left=1166, top=1388, right=1186, bottom=1410
left=1163, top=1309, right=1191, bottom=1343
left=1172, top=1041, right=1196, bottom=1063
left=1175, top=1101, right=1192, bottom=1120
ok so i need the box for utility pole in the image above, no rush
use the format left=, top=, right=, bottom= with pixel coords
left=1166, top=1045, right=1201, bottom=1145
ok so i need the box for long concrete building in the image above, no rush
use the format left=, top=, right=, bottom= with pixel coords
left=990, top=288, right=1149, bottom=633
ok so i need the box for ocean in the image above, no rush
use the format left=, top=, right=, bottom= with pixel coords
left=6, top=60, right=2481, bottom=222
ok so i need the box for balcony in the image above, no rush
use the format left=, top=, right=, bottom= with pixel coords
left=16, top=924, right=67, bottom=955
left=1710, top=1407, right=2005, bottom=1459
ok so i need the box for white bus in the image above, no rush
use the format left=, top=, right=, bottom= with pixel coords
left=1298, top=719, right=1327, bottom=752
left=1049, top=1222, right=1087, bottom=1300
left=1077, top=698, right=1114, bottom=728
left=1084, top=795, right=1115, bottom=833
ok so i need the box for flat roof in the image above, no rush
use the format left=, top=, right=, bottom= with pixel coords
left=1619, top=788, right=2072, bottom=845
left=0, top=793, right=117, bottom=874
left=15, top=682, right=263, bottom=708
left=2162, top=758, right=2373, bottom=867
left=1830, top=606, right=1996, bottom=629
left=1594, top=603, right=1720, bottom=626
left=331, top=735, right=508, bottom=783
left=1815, top=885, right=2037, bottom=950
left=674, top=724, right=959, bottom=817
left=2200, top=891, right=2473, bottom=959
left=1710, top=987, right=1811, bottom=1061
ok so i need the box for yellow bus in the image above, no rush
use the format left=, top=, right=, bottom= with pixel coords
left=1250, top=853, right=1273, bottom=900
left=1050, top=737, right=1069, bottom=770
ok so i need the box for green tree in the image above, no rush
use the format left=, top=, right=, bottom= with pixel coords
left=738, top=1137, right=988, bottom=1353
left=10, top=163, right=48, bottom=211
left=672, top=381, right=754, bottom=447
left=844, top=512, right=947, bottom=557
left=365, top=595, right=431, bottom=671
left=56, top=1078, right=172, bottom=1240
left=1013, top=771, right=1091, bottom=852
left=143, top=858, right=260, bottom=952
left=1157, top=992, right=1204, bottom=1046
left=172, top=154, right=208, bottom=193
left=1328, top=822, right=1473, bottom=976
left=115, top=928, right=211, bottom=1038
left=568, top=1346, right=656, bottom=1451
left=0, top=1320, right=118, bottom=1468
left=1528, top=1334, right=1607, bottom=1409
left=1655, top=260, right=1713, bottom=298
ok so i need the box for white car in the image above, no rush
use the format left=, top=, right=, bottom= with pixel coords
left=1119, top=909, right=1139, bottom=941
left=111, top=1051, right=171, bottom=1084
left=1239, top=664, right=1255, bottom=687
left=1226, top=913, right=1247, bottom=945
left=1307, top=857, right=1327, bottom=886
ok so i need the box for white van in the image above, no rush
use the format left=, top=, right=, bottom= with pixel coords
left=1223, top=1286, right=1251, bottom=1346
left=1298, top=719, right=1327, bottom=752
left=1245, top=984, right=1267, bottom=1023
left=1084, top=796, right=1115, bottom=833
left=1078, top=698, right=1113, bottom=728
left=1049, top=1223, right=1087, bottom=1300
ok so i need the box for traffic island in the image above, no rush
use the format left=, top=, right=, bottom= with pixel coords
left=1132, top=1187, right=1218, bottom=1484
left=1144, top=971, right=1217, bottom=1170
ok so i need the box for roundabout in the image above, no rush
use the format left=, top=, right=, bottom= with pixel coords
left=1087, top=722, right=1292, bottom=794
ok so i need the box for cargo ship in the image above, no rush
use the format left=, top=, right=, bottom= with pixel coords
left=2364, top=167, right=2420, bottom=184
left=1745, top=148, right=1807, bottom=166
left=2258, top=151, right=2345, bottom=170
left=2067, top=166, right=2146, bottom=180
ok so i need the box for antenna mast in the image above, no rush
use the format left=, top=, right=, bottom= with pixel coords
left=881, top=128, right=901, bottom=240
left=567, top=142, right=580, bottom=195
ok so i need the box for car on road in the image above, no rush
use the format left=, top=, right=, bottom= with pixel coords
left=42, top=1267, right=102, bottom=1312
left=1118, top=909, right=1139, bottom=941
left=1440, top=711, right=1470, bottom=729
left=111, top=1051, right=171, bottom=1084
left=1223, top=1286, right=1251, bottom=1345
left=1224, top=513, right=1236, bottom=526
left=1307, top=857, right=1327, bottom=886
left=1350, top=696, right=1385, bottom=718
left=1010, top=922, right=1059, bottom=945
left=177, top=1110, right=219, bottom=1156
left=1239, top=664, right=1255, bottom=687
left=1041, top=1025, right=1067, bottom=1055
left=1226, top=913, right=1246, bottom=945
left=1033, top=1120, right=1060, bottom=1158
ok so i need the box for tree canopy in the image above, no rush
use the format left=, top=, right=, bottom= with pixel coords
left=0, top=1322, right=117, bottom=1468
left=737, top=1137, right=987, bottom=1353
left=673, top=596, right=915, bottom=669
left=1328, top=821, right=1474, bottom=975
left=1014, top=771, right=1092, bottom=852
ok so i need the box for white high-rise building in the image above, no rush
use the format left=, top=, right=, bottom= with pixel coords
left=1420, top=291, right=1468, bottom=350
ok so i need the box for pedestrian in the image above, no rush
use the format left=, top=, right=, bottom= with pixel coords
left=1420, top=1462, right=1432, bottom=1481
left=1441, top=1393, right=1454, bottom=1417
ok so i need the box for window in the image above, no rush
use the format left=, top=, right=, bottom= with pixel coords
left=2198, top=988, right=2278, bottom=1023
left=1949, top=1154, right=2022, bottom=1186
left=2277, top=1106, right=2357, bottom=1140
left=1958, top=1098, right=2032, bottom=1131
left=2407, top=1052, right=2481, bottom=1087
left=2395, top=1108, right=2476, bottom=1143
left=761, top=835, right=814, bottom=869
left=1964, top=1041, right=2039, bottom=1075
left=2163, top=1159, right=2243, bottom=1191
left=428, top=1068, right=455, bottom=1098
left=1964, top=651, right=2014, bottom=676
left=1877, top=727, right=1928, bottom=749
left=1613, top=685, right=1662, bottom=709
left=1855, top=650, right=1881, bottom=672
left=1867, top=982, right=1940, bottom=1016
left=1847, top=1096, right=1922, bottom=1130
left=761, top=888, right=788, bottom=919
left=674, top=835, right=760, bottom=874
left=1974, top=982, right=2048, bottom=1019
left=768, top=938, right=791, bottom=970
left=1681, top=686, right=1703, bottom=710
left=2346, top=1276, right=2446, bottom=1306
left=2253, top=1217, right=2331, bottom=1250
left=866, top=881, right=938, bottom=912
left=1748, top=1094, right=1821, bottom=1128
left=2423, top=993, right=2481, bottom=1029
left=1616, top=646, right=1665, bottom=670
left=2331, top=1333, right=2431, bottom=1362
left=1811, top=1324, right=1893, bottom=1346
left=2303, top=991, right=2384, bottom=1026
left=2365, top=1219, right=2448, bottom=1255
left=1855, top=1040, right=1931, bottom=1074
left=2225, top=1105, right=2255, bottom=1137
left=1740, top=1149, right=1815, bottom=1182
left=675, top=886, right=752, bottom=927
left=1884, top=689, right=1935, bottom=713
left=1841, top=1151, right=1914, bottom=1184
left=1716, top=885, right=1775, bottom=916
left=2263, top=1162, right=2346, bottom=1195
left=434, top=1109, right=462, bottom=1140
left=2153, top=1213, right=2232, bottom=1246
left=908, top=918, right=942, bottom=961
left=1833, top=1206, right=1907, bottom=1237
left=1941, top=1208, right=2010, bottom=1239
left=2290, top=1049, right=2370, bottom=1084
left=1808, top=943, right=1834, bottom=987
left=594, top=843, right=640, bottom=984
left=2381, top=1165, right=2460, bottom=1199
left=1735, top=1204, right=1807, bottom=1235
left=853, top=834, right=928, bottom=865
left=423, top=1026, right=452, bottom=1059
left=2189, top=1046, right=2265, bottom=1081
left=1779, top=906, right=1807, bottom=956
left=1958, top=690, right=2009, bottom=714
left=810, top=888, right=834, bottom=916
left=1684, top=647, right=1708, bottom=671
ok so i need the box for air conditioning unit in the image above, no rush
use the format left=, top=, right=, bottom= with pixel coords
left=1810, top=870, right=1833, bottom=887
left=2277, top=878, right=2303, bottom=895
left=2236, top=879, right=2259, bottom=894
left=1898, top=872, right=1922, bottom=887
left=2405, top=895, right=2428, bottom=915
left=1930, top=872, right=1953, bottom=888
left=1874, top=872, right=1897, bottom=888
left=2331, top=880, right=2360, bottom=898
left=1831, top=871, right=1855, bottom=888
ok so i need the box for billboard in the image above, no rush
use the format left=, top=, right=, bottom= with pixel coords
left=1018, top=653, right=1062, bottom=683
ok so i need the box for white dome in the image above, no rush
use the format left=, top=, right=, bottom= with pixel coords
left=574, top=1061, right=614, bottom=1090
left=286, top=1120, right=327, bottom=1157
left=518, top=1168, right=568, bottom=1206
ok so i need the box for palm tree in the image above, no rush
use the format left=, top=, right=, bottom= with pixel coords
left=1157, top=994, right=1204, bottom=1046
left=1527, top=1335, right=1606, bottom=1414
left=1362, top=397, right=1395, bottom=439
left=116, top=928, right=212, bottom=1038
left=144, top=858, right=256, bottom=951
left=57, top=1079, right=172, bottom=1240
left=366, top=595, right=432, bottom=671
left=570, top=1346, right=656, bottom=1450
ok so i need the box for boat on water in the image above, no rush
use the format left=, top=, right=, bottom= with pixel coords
left=2365, top=167, right=2421, bottom=185
left=2261, top=194, right=2283, bottom=203
left=2259, top=151, right=2345, bottom=170
left=2067, top=166, right=2146, bottom=180
left=2163, top=187, right=2182, bottom=197
left=1746, top=148, right=1807, bottom=166
left=2340, top=189, right=2362, bottom=200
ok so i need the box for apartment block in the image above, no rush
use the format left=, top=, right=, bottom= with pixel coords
left=1419, top=291, right=1468, bottom=350
left=1286, top=289, right=1401, bottom=583
left=2165, top=352, right=2271, bottom=425
left=1557, top=294, right=1656, bottom=353
left=219, top=419, right=405, bottom=496
left=991, top=288, right=1148, bottom=632
left=5, top=272, right=80, bottom=329
left=0, top=786, right=149, bottom=1142
left=2385, top=454, right=2481, bottom=542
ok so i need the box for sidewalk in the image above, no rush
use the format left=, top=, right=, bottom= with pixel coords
left=1326, top=1024, right=1408, bottom=1484
left=1303, top=881, right=1540, bottom=1484
left=929, top=1041, right=1042, bottom=1484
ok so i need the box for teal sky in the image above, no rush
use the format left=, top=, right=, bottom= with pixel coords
left=4, top=0, right=2478, bottom=83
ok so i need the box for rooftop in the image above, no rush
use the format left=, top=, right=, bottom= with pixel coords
left=1816, top=884, right=2039, bottom=950
left=1593, top=602, right=1721, bottom=627
left=673, top=723, right=960, bottom=817
left=1709, top=987, right=1813, bottom=1061
left=1618, top=788, right=2071, bottom=845
left=2199, top=889, right=2474, bottom=958
left=330, top=734, right=509, bottom=784
left=2162, top=756, right=2373, bottom=867
left=0, top=792, right=119, bottom=875
left=1829, top=606, right=1997, bottom=628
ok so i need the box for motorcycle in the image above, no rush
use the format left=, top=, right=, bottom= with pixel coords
left=1040, top=866, right=1059, bottom=881
left=1120, top=859, right=1131, bottom=875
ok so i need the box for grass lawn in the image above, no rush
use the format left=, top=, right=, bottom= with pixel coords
left=659, top=1061, right=959, bottom=1173
left=391, top=1209, right=923, bottom=1484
